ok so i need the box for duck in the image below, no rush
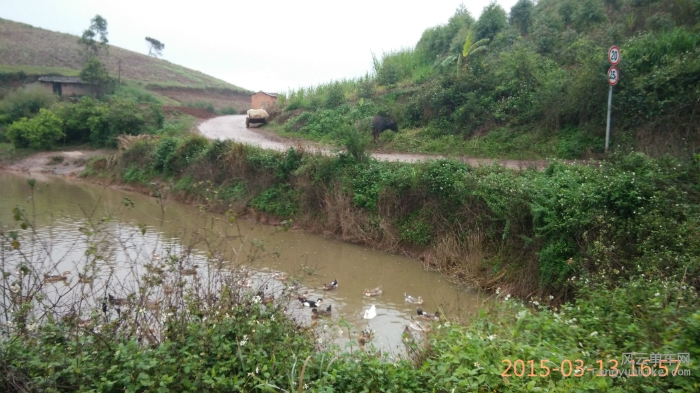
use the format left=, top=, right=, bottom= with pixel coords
left=145, top=298, right=162, bottom=310
left=311, top=305, right=332, bottom=319
left=295, top=290, right=309, bottom=300
left=363, top=304, right=377, bottom=319
left=300, top=298, right=322, bottom=308
left=108, top=293, right=130, bottom=307
left=402, top=325, right=415, bottom=343
left=43, top=272, right=70, bottom=283
left=272, top=272, right=288, bottom=281
left=256, top=291, right=274, bottom=305
left=322, top=279, right=338, bottom=290
left=179, top=265, right=199, bottom=276
left=404, top=293, right=423, bottom=304
left=358, top=326, right=374, bottom=346
left=416, top=308, right=440, bottom=321
left=363, top=286, right=382, bottom=297
left=78, top=273, right=94, bottom=285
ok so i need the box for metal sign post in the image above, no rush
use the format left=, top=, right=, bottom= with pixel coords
left=605, top=46, right=621, bottom=154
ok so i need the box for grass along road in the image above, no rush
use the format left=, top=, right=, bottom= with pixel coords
left=198, top=115, right=557, bottom=169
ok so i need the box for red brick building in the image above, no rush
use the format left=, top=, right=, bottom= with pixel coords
left=251, top=91, right=278, bottom=109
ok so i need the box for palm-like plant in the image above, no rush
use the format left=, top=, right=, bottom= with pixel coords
left=439, top=30, right=489, bottom=72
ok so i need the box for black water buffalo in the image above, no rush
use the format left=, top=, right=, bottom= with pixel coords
left=371, top=115, right=398, bottom=143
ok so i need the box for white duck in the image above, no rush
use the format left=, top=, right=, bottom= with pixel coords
left=363, top=304, right=377, bottom=319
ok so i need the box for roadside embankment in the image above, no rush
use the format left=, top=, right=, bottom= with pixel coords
left=81, top=133, right=700, bottom=299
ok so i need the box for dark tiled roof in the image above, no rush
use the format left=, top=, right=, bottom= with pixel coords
left=252, top=91, right=278, bottom=97
left=38, top=76, right=87, bottom=84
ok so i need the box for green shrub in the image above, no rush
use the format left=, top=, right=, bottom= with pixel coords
left=554, top=126, right=603, bottom=159
left=398, top=213, right=434, bottom=246
left=6, top=108, right=64, bottom=149
left=339, top=125, right=370, bottom=163
left=250, top=184, right=299, bottom=217
left=153, top=137, right=180, bottom=173
left=0, top=85, right=57, bottom=124
left=167, top=135, right=209, bottom=174
left=324, top=82, right=346, bottom=108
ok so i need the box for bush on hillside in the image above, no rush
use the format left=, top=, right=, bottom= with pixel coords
left=6, top=108, right=64, bottom=149
left=0, top=85, right=57, bottom=124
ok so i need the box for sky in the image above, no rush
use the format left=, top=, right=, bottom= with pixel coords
left=1, top=0, right=519, bottom=94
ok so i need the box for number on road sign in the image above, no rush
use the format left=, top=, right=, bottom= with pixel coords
left=608, top=66, right=619, bottom=85
left=608, top=46, right=621, bottom=65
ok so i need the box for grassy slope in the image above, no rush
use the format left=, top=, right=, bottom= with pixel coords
left=0, top=18, right=253, bottom=110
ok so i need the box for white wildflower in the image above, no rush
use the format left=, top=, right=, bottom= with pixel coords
left=504, top=294, right=511, bottom=301
left=532, top=301, right=540, bottom=307
left=589, top=331, right=598, bottom=337
left=474, top=362, right=480, bottom=368
left=27, top=323, right=37, bottom=332
left=496, top=287, right=501, bottom=295
left=240, top=340, right=247, bottom=346
left=252, top=296, right=261, bottom=304
left=487, top=334, right=497, bottom=341
left=654, top=292, right=660, bottom=297
left=549, top=295, right=554, bottom=300
left=256, top=366, right=259, bottom=374
left=270, top=315, right=275, bottom=321
left=317, top=338, right=323, bottom=344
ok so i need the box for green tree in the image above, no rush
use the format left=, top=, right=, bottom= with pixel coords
left=474, top=2, right=507, bottom=40
left=145, top=37, right=165, bottom=57
left=509, top=0, right=534, bottom=35
left=80, top=57, right=113, bottom=98
left=78, top=15, right=109, bottom=58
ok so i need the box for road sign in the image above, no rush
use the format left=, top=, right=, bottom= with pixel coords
left=608, top=46, right=621, bottom=65
left=607, top=66, right=619, bottom=86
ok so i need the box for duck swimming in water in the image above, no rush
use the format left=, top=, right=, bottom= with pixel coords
left=322, top=279, right=338, bottom=290
left=300, top=298, right=323, bottom=308
left=311, top=305, right=332, bottom=319
left=416, top=308, right=440, bottom=321
left=363, top=305, right=377, bottom=319
left=404, top=293, right=423, bottom=304
left=363, top=286, right=382, bottom=297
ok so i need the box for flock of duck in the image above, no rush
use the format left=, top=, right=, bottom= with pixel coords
left=296, top=278, right=441, bottom=346
left=42, top=265, right=442, bottom=348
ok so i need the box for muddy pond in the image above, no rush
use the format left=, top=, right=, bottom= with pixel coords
left=0, top=171, right=482, bottom=355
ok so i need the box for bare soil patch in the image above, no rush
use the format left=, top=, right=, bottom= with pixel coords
left=3, top=149, right=113, bottom=177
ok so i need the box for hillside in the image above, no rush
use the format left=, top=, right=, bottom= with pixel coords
left=0, top=18, right=252, bottom=110
left=272, top=0, right=700, bottom=160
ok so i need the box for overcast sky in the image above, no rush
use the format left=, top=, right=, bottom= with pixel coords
left=1, top=0, right=518, bottom=93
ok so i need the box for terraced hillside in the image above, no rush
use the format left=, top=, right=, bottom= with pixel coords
left=0, top=18, right=252, bottom=110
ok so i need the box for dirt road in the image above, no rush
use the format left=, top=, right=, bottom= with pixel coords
left=198, top=115, right=551, bottom=169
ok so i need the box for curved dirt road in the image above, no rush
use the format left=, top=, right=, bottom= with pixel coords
left=198, top=115, right=550, bottom=169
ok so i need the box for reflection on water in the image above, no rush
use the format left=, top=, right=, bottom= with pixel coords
left=0, top=171, right=482, bottom=354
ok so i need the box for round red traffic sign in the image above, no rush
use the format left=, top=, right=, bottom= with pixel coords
left=608, top=46, right=621, bottom=65
left=607, top=66, right=619, bottom=85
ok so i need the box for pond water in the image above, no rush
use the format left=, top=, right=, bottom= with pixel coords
left=0, top=171, right=482, bottom=355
